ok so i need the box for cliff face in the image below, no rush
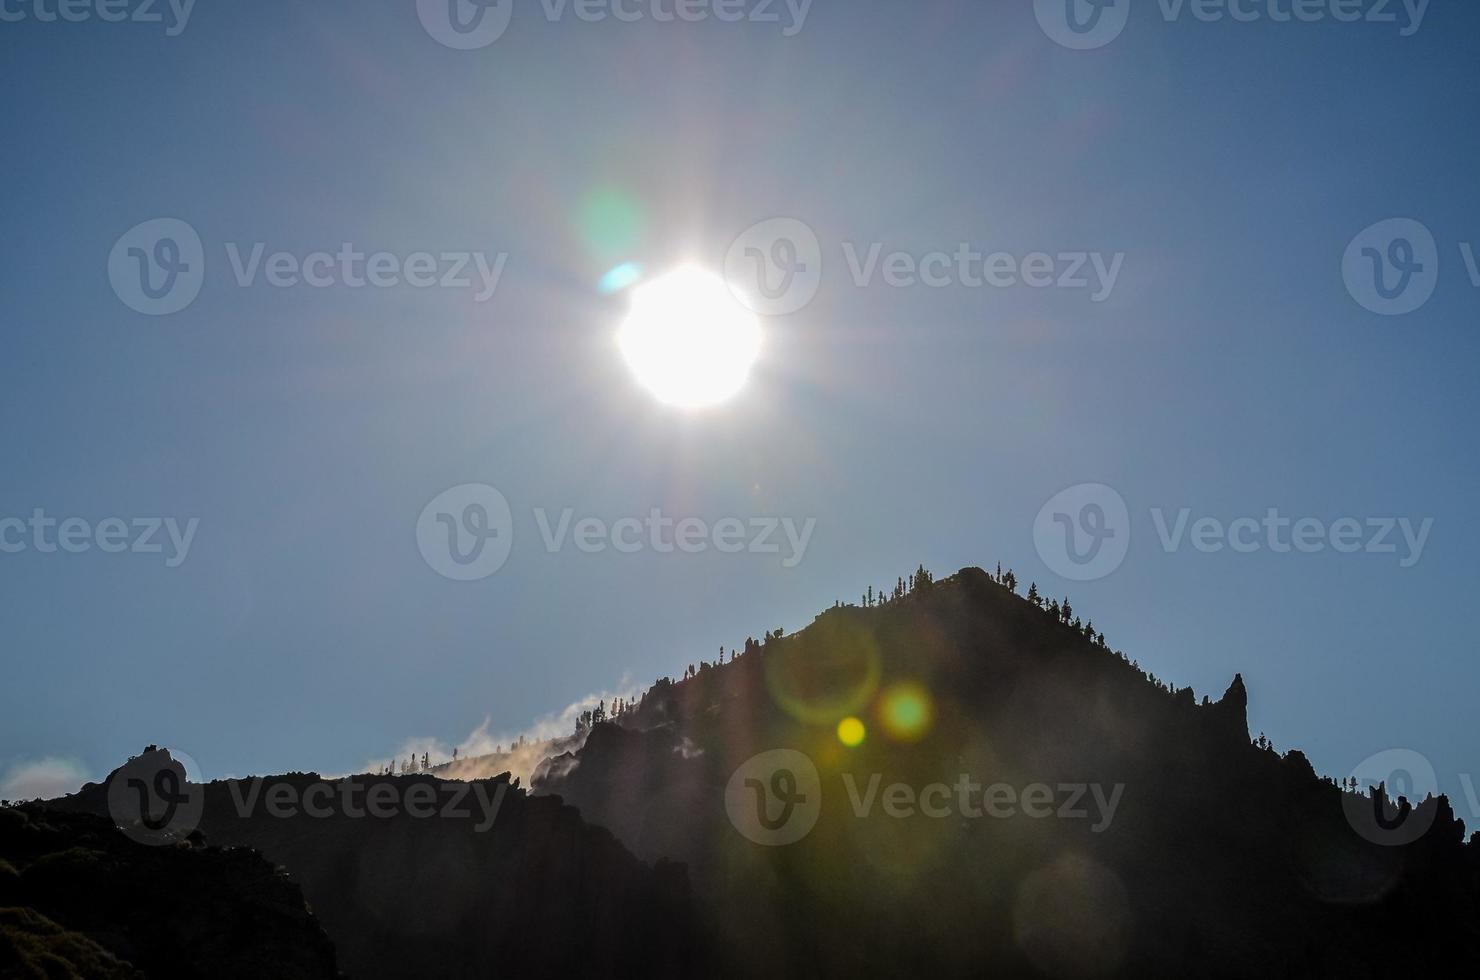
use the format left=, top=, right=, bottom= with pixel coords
left=0, top=804, right=338, bottom=980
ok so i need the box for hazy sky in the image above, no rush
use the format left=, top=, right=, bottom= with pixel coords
left=3, top=2, right=1478, bottom=803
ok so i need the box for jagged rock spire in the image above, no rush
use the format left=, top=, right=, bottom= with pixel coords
left=1213, top=673, right=1249, bottom=742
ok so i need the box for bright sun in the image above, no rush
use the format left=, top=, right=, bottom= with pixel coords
left=617, top=265, right=762, bottom=408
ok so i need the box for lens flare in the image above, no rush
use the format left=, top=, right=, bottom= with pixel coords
left=837, top=717, right=866, bottom=747
left=764, top=618, right=882, bottom=725
left=878, top=683, right=933, bottom=742
left=578, top=187, right=645, bottom=258
left=599, top=261, right=642, bottom=294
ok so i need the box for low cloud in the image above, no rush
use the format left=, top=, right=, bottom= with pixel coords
left=1, top=757, right=92, bottom=801
left=364, top=677, right=640, bottom=786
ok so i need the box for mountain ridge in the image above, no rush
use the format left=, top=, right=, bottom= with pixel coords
left=533, top=564, right=1480, bottom=978
left=26, top=564, right=1480, bottom=978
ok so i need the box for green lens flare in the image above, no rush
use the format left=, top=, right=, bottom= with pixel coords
left=879, top=683, right=933, bottom=742
left=578, top=188, right=645, bottom=259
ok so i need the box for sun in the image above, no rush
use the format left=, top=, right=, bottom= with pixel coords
left=617, top=265, right=762, bottom=408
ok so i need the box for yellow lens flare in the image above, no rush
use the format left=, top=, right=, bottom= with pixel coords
left=878, top=683, right=934, bottom=742
left=836, top=716, right=866, bottom=747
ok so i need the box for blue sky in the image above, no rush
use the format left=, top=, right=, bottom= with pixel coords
left=2, top=1, right=1478, bottom=804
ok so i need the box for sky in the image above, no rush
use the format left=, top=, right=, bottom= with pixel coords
left=2, top=1, right=1478, bottom=806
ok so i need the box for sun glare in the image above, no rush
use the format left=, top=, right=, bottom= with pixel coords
left=617, top=265, right=762, bottom=408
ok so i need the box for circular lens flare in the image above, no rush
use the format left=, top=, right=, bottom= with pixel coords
left=763, top=618, right=882, bottom=726
left=837, top=717, right=866, bottom=747
left=878, top=683, right=934, bottom=743
left=579, top=188, right=645, bottom=258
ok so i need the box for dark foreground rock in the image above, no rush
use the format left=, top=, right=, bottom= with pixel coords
left=52, top=753, right=707, bottom=979
left=0, top=804, right=337, bottom=979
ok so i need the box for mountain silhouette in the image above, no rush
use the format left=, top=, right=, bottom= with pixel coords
left=47, top=750, right=703, bottom=979
left=25, top=566, right=1480, bottom=978
left=536, top=566, right=1480, bottom=978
